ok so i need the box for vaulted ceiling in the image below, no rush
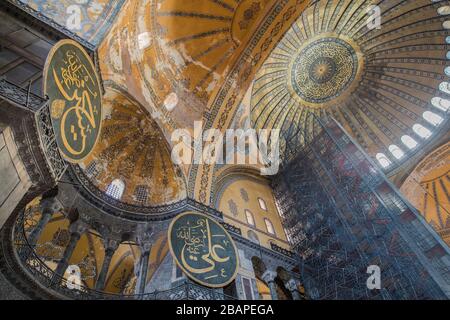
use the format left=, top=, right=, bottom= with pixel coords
left=400, top=142, right=450, bottom=244
left=79, top=87, right=186, bottom=207
left=251, top=0, right=450, bottom=170
left=98, top=0, right=281, bottom=141
left=22, top=0, right=450, bottom=206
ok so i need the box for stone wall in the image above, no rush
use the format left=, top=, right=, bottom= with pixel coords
left=0, top=270, right=27, bottom=300
left=0, top=125, right=32, bottom=229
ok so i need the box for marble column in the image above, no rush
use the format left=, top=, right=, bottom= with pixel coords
left=262, top=270, right=278, bottom=300
left=286, top=279, right=301, bottom=300
left=28, top=197, right=57, bottom=247
left=136, top=245, right=151, bottom=295
left=95, top=240, right=118, bottom=291
left=52, top=224, right=84, bottom=283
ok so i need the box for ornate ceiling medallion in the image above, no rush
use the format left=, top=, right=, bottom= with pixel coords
left=287, top=35, right=364, bottom=108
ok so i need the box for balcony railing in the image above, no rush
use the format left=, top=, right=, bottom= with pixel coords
left=13, top=209, right=235, bottom=300
left=0, top=78, right=47, bottom=112
left=0, top=78, right=68, bottom=181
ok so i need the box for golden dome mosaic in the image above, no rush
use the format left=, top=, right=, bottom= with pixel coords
left=251, top=0, right=449, bottom=166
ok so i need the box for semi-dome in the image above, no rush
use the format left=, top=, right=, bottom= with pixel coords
left=77, top=86, right=187, bottom=208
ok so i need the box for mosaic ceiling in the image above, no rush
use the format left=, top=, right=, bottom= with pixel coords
left=93, top=0, right=311, bottom=205
left=419, top=165, right=450, bottom=233
left=33, top=0, right=309, bottom=208
left=251, top=0, right=450, bottom=165
left=98, top=0, right=280, bottom=139
left=19, top=0, right=124, bottom=45
left=78, top=86, right=186, bottom=207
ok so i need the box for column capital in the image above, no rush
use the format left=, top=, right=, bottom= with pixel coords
left=136, top=228, right=153, bottom=247
left=140, top=243, right=152, bottom=254
left=262, top=270, right=277, bottom=283
left=104, top=239, right=120, bottom=252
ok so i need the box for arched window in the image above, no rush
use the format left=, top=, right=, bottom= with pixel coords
left=445, top=66, right=450, bottom=77
left=388, top=145, right=404, bottom=159
left=423, top=111, right=443, bottom=126
left=413, top=124, right=432, bottom=139
left=431, top=97, right=450, bottom=112
left=247, top=230, right=260, bottom=244
left=106, top=179, right=125, bottom=200
left=440, top=82, right=450, bottom=95
left=401, top=135, right=418, bottom=149
left=264, top=219, right=275, bottom=235
left=376, top=153, right=392, bottom=168
left=245, top=209, right=255, bottom=226
left=258, top=198, right=267, bottom=211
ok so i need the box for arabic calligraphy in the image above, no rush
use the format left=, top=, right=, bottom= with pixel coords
left=44, top=40, right=102, bottom=162
left=169, top=212, right=239, bottom=288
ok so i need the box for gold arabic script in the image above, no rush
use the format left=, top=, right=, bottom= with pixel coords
left=52, top=49, right=99, bottom=157
left=176, top=218, right=230, bottom=275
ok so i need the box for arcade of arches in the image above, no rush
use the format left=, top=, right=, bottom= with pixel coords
left=0, top=0, right=449, bottom=300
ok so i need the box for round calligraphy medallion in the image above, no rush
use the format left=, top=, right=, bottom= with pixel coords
left=43, top=39, right=102, bottom=162
left=168, top=212, right=239, bottom=288
left=289, top=37, right=358, bottom=104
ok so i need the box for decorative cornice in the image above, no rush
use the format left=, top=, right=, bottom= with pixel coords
left=67, top=164, right=223, bottom=221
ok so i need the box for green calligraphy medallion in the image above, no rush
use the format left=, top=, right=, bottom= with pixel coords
left=168, top=212, right=239, bottom=288
left=44, top=39, right=102, bottom=162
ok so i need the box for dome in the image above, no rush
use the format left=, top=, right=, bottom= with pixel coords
left=251, top=0, right=450, bottom=169
left=98, top=0, right=275, bottom=140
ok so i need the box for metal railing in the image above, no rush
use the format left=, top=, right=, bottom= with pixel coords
left=0, top=78, right=68, bottom=181
left=35, top=103, right=68, bottom=181
left=13, top=209, right=235, bottom=300
left=0, top=78, right=47, bottom=112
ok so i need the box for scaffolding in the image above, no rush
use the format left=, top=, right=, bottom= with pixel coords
left=272, top=113, right=450, bottom=300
